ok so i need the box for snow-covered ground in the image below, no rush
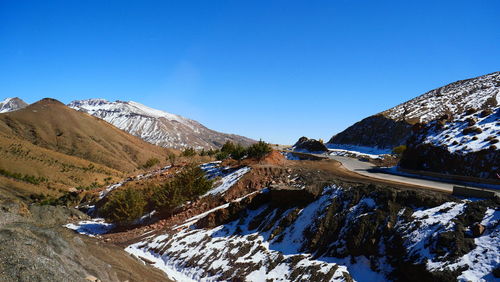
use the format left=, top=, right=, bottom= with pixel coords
left=423, top=107, right=499, bottom=154
left=124, top=186, right=393, bottom=281
left=123, top=185, right=499, bottom=282
left=326, top=144, right=390, bottom=159
left=65, top=218, right=114, bottom=237
left=383, top=72, right=499, bottom=123
left=200, top=161, right=251, bottom=196
left=204, top=167, right=251, bottom=196
left=397, top=202, right=500, bottom=282
left=126, top=187, right=353, bottom=281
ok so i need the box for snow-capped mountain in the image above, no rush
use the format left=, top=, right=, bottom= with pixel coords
left=328, top=71, right=500, bottom=149
left=383, top=71, right=499, bottom=123
left=0, top=97, right=28, bottom=113
left=68, top=99, right=255, bottom=150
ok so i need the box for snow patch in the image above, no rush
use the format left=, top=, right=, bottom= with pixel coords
left=65, top=218, right=114, bottom=237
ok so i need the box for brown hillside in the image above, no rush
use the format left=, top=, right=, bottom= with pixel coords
left=0, top=98, right=171, bottom=172
left=0, top=132, right=125, bottom=199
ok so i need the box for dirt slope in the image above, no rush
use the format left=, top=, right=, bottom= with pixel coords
left=0, top=98, right=171, bottom=172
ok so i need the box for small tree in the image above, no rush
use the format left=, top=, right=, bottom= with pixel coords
left=230, top=143, right=247, bottom=160
left=207, top=149, right=217, bottom=156
left=181, top=147, right=197, bottom=157
left=221, top=141, right=236, bottom=154
left=247, top=140, right=272, bottom=160
left=215, top=151, right=229, bottom=161
left=150, top=164, right=213, bottom=211
left=101, top=188, right=147, bottom=225
left=141, top=158, right=160, bottom=169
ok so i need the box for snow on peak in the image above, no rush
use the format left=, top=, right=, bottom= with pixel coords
left=68, top=99, right=190, bottom=123
left=0, top=97, right=28, bottom=113
left=67, top=99, right=254, bottom=149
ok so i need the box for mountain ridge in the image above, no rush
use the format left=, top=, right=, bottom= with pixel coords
left=328, top=71, right=500, bottom=149
left=0, top=97, right=28, bottom=113
left=68, top=98, right=255, bottom=150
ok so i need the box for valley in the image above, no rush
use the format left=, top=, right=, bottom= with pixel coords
left=0, top=71, right=499, bottom=282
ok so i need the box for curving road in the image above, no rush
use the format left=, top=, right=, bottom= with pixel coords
left=289, top=150, right=499, bottom=193
left=328, top=155, right=458, bottom=192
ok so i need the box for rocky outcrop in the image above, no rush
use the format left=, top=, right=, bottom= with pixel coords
left=293, top=136, right=328, bottom=152
left=399, top=143, right=500, bottom=180
left=399, top=106, right=500, bottom=180
left=328, top=115, right=412, bottom=149
left=0, top=198, right=168, bottom=282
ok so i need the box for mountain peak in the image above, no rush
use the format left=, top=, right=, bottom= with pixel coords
left=0, top=97, right=28, bottom=113
left=68, top=99, right=255, bottom=149
left=35, top=98, right=65, bottom=106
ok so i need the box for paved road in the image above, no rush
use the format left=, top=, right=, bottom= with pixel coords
left=285, top=150, right=500, bottom=193
left=327, top=155, right=458, bottom=192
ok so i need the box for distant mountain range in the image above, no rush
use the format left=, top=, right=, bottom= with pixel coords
left=0, top=97, right=28, bottom=113
left=328, top=71, right=499, bottom=149
left=68, top=99, right=255, bottom=150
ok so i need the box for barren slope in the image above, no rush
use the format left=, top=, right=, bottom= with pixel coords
left=0, top=98, right=170, bottom=172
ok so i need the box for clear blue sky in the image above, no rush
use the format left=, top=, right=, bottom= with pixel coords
left=1, top=1, right=499, bottom=144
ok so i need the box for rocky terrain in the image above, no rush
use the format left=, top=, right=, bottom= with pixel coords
left=0, top=97, right=179, bottom=281
left=399, top=106, right=500, bottom=179
left=328, top=71, right=499, bottom=149
left=68, top=99, right=255, bottom=150
left=67, top=154, right=499, bottom=281
left=126, top=184, right=499, bottom=281
left=293, top=136, right=328, bottom=152
left=0, top=97, right=28, bottom=113
left=0, top=196, right=170, bottom=282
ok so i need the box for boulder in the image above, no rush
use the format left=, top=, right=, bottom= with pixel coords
left=293, top=137, right=328, bottom=152
left=471, top=223, right=486, bottom=237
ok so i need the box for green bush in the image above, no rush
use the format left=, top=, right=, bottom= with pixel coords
left=150, top=164, right=213, bottom=211
left=101, top=188, right=147, bottom=225
left=392, top=145, right=407, bottom=156
left=221, top=141, right=236, bottom=154
left=181, top=147, right=197, bottom=157
left=206, top=149, right=218, bottom=156
left=0, top=168, right=47, bottom=185
left=246, top=140, right=272, bottom=159
left=230, top=143, right=247, bottom=160
left=141, top=158, right=160, bottom=169
left=166, top=153, right=177, bottom=166
left=215, top=151, right=230, bottom=161
left=219, top=141, right=248, bottom=160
